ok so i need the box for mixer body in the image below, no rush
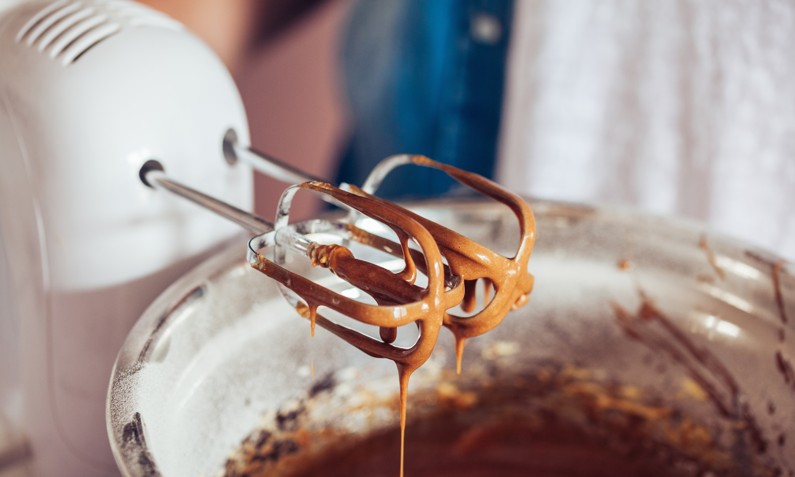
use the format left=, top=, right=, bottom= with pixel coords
left=0, top=1, right=252, bottom=475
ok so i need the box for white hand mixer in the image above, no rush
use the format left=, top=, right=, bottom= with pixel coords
left=0, top=2, right=534, bottom=476
left=0, top=1, right=251, bottom=474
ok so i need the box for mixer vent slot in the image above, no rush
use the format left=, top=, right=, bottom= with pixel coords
left=16, top=0, right=181, bottom=67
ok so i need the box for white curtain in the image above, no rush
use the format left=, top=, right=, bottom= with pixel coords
left=498, top=0, right=795, bottom=260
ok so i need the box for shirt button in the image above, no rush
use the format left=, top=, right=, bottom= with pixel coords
left=471, top=13, right=502, bottom=44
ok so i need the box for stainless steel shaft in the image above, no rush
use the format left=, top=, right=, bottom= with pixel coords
left=140, top=159, right=273, bottom=234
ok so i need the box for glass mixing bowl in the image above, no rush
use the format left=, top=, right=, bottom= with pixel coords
left=107, top=198, right=794, bottom=476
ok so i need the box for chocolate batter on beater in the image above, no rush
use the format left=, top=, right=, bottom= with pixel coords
left=250, top=157, right=535, bottom=477
left=344, top=156, right=536, bottom=373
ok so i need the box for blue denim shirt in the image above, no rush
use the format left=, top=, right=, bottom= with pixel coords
left=336, top=0, right=514, bottom=199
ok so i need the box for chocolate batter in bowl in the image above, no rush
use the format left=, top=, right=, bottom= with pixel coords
left=107, top=198, right=795, bottom=477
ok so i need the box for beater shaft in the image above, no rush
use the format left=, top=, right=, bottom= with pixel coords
left=141, top=159, right=272, bottom=234
left=223, top=130, right=321, bottom=184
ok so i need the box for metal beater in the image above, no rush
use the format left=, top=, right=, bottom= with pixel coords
left=141, top=144, right=534, bottom=376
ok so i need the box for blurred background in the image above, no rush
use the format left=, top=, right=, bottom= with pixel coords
left=237, top=1, right=350, bottom=218
left=136, top=0, right=795, bottom=260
